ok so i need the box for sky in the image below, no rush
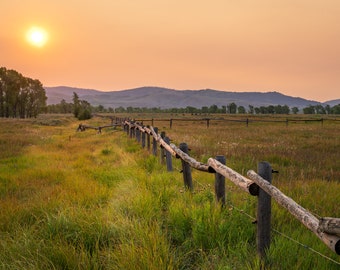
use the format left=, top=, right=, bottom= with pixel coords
left=1, top=0, right=340, bottom=102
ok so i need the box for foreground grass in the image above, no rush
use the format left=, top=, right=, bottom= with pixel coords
left=0, top=114, right=339, bottom=269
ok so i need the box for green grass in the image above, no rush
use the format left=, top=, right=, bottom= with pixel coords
left=0, top=114, right=339, bottom=269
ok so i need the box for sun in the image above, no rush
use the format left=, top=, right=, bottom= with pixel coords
left=26, top=26, right=48, bottom=47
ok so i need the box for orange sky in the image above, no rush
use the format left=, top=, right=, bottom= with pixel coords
left=1, top=0, right=339, bottom=102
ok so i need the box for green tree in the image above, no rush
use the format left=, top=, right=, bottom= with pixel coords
left=292, top=107, right=299, bottom=114
left=201, top=106, right=209, bottom=113
left=0, top=67, right=46, bottom=118
left=227, top=102, right=237, bottom=114
left=238, top=106, right=246, bottom=114
left=303, top=105, right=315, bottom=114
left=248, top=105, right=254, bottom=114
left=77, top=100, right=92, bottom=120
left=208, top=104, right=218, bottom=113
left=281, top=105, right=290, bottom=114
left=73, top=92, right=80, bottom=118
left=221, top=105, right=227, bottom=114
left=331, top=104, right=340, bottom=114
left=325, top=105, right=331, bottom=114
left=315, top=104, right=325, bottom=114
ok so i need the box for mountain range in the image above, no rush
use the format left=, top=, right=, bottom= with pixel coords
left=44, top=86, right=339, bottom=109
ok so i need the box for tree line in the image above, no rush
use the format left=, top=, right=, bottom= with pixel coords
left=47, top=101, right=340, bottom=115
left=0, top=67, right=47, bottom=118
left=46, top=93, right=93, bottom=120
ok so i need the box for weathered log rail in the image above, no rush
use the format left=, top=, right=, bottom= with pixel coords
left=76, top=115, right=340, bottom=261
left=77, top=123, right=121, bottom=133
left=247, top=170, right=340, bottom=255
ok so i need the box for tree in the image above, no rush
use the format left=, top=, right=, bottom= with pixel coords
left=0, top=67, right=46, bottom=118
left=281, top=105, right=290, bottom=114
left=186, top=106, right=197, bottom=114
left=303, top=105, right=315, bottom=114
left=315, top=104, right=326, bottom=114
left=292, top=107, right=299, bottom=114
left=201, top=106, right=209, bottom=113
left=227, top=102, right=237, bottom=114
left=331, top=104, right=340, bottom=114
left=248, top=105, right=254, bottom=114
left=238, top=106, right=246, bottom=114
left=72, top=92, right=92, bottom=120
left=208, top=104, right=218, bottom=113
left=73, top=92, right=80, bottom=118
left=221, top=105, right=227, bottom=114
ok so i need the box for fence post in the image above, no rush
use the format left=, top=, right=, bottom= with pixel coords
left=152, top=127, right=158, bottom=156
left=257, top=161, right=272, bottom=261
left=164, top=136, right=173, bottom=171
left=206, top=119, right=210, bottom=128
left=179, top=143, right=193, bottom=191
left=141, top=129, right=146, bottom=148
left=125, top=123, right=129, bottom=135
left=129, top=125, right=134, bottom=138
left=136, top=127, right=141, bottom=143
left=147, top=125, right=151, bottom=151
left=160, top=131, right=166, bottom=164
left=214, top=155, right=226, bottom=206
left=170, top=119, right=173, bottom=129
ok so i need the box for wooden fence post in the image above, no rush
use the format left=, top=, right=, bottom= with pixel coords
left=141, top=129, right=146, bottom=148
left=125, top=123, right=129, bottom=135
left=160, top=131, right=166, bottom=164
left=164, top=136, right=173, bottom=171
left=146, top=125, right=151, bottom=151
left=136, top=127, right=141, bottom=143
left=257, top=161, right=272, bottom=260
left=179, top=143, right=193, bottom=190
left=129, top=125, right=134, bottom=138
left=214, top=155, right=226, bottom=206
left=152, top=127, right=158, bottom=156
left=170, top=119, right=173, bottom=129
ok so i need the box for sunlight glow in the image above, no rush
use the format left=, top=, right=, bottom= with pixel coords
left=26, top=26, right=48, bottom=47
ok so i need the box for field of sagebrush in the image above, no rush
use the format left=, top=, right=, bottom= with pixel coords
left=0, top=114, right=339, bottom=269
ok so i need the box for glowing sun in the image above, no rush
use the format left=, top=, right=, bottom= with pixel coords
left=26, top=26, right=48, bottom=47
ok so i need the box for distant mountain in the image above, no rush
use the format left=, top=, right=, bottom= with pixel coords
left=45, top=86, right=330, bottom=109
left=324, top=99, right=340, bottom=107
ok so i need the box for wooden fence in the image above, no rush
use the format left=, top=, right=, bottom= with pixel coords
left=126, top=116, right=339, bottom=128
left=79, top=116, right=340, bottom=262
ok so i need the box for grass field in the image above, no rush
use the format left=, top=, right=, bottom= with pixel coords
left=0, top=114, right=339, bottom=269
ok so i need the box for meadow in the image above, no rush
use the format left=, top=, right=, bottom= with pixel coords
left=0, top=114, right=339, bottom=269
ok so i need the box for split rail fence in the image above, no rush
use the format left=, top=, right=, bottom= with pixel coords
left=79, top=116, right=340, bottom=263
left=128, top=116, right=339, bottom=129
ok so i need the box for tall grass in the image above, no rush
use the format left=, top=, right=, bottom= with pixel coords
left=0, top=114, right=339, bottom=269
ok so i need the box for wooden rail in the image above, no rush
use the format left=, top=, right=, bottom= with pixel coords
left=247, top=170, right=340, bottom=255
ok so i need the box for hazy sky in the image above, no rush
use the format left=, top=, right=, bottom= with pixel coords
left=1, top=0, right=339, bottom=102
